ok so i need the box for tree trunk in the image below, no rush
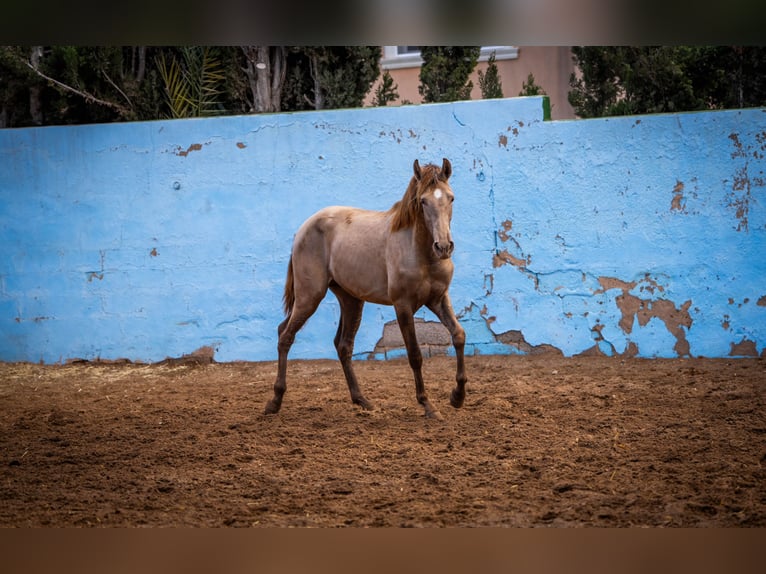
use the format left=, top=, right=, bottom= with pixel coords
left=29, top=46, right=44, bottom=125
left=136, top=46, right=146, bottom=84
left=309, top=52, right=324, bottom=110
left=243, top=46, right=286, bottom=113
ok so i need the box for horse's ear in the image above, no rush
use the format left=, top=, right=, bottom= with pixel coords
left=441, top=158, right=452, bottom=180
left=413, top=159, right=422, bottom=181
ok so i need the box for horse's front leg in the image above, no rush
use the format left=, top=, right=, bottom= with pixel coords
left=394, top=304, right=443, bottom=420
left=427, top=294, right=468, bottom=408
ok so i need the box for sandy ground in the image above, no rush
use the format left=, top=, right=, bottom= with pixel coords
left=1, top=354, right=764, bottom=527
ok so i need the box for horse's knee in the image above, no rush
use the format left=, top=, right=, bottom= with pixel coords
left=277, top=316, right=290, bottom=337
left=452, top=325, right=466, bottom=348
left=277, top=328, right=297, bottom=354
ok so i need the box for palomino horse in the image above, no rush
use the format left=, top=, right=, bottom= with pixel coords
left=264, top=158, right=467, bottom=419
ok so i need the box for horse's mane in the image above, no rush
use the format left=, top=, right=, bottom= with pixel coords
left=389, top=163, right=447, bottom=232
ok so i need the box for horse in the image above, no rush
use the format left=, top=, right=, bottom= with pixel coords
left=264, top=158, right=468, bottom=420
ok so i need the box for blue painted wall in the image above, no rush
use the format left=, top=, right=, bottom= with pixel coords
left=1, top=98, right=764, bottom=363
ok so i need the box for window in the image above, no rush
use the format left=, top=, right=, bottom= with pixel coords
left=381, top=46, right=518, bottom=70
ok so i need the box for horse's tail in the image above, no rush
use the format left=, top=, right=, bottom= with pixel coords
left=282, top=256, right=295, bottom=317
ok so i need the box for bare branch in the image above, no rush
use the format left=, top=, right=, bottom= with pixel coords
left=22, top=59, right=130, bottom=116
left=102, top=69, right=133, bottom=110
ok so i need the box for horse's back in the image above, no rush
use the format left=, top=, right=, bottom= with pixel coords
left=295, top=205, right=389, bottom=249
left=293, top=206, right=393, bottom=304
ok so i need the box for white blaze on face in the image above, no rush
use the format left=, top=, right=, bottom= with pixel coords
left=433, top=188, right=443, bottom=200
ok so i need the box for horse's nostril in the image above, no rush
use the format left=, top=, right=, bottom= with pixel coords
left=434, top=241, right=454, bottom=258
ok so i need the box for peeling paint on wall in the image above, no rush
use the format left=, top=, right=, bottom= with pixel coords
left=565, top=275, right=695, bottom=357
left=727, top=131, right=766, bottom=232
left=174, top=142, right=207, bottom=157
left=671, top=180, right=686, bottom=212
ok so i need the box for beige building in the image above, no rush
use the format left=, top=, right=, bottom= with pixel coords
left=365, top=46, right=576, bottom=120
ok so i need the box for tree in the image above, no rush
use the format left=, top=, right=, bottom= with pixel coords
left=689, top=46, right=766, bottom=110
left=373, top=70, right=399, bottom=106
left=0, top=46, right=39, bottom=127
left=0, top=46, right=169, bottom=127
left=279, top=47, right=380, bottom=112
left=0, top=45, right=384, bottom=126
left=568, top=46, right=766, bottom=118
left=312, top=46, right=381, bottom=110
left=478, top=51, right=503, bottom=99
left=418, top=46, right=480, bottom=103
left=519, top=73, right=546, bottom=96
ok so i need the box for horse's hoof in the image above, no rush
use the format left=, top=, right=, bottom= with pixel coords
left=264, top=400, right=281, bottom=415
left=450, top=389, right=465, bottom=409
left=354, top=397, right=374, bottom=411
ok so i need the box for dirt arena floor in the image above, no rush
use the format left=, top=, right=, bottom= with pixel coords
left=1, top=354, right=764, bottom=527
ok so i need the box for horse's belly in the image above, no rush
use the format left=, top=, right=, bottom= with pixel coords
left=330, top=261, right=392, bottom=305
left=327, top=242, right=392, bottom=305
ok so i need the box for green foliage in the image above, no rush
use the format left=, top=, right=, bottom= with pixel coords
left=0, top=45, right=381, bottom=126
left=569, top=46, right=766, bottom=118
left=478, top=51, right=503, bottom=99
left=418, top=46, right=480, bottom=103
left=0, top=46, right=170, bottom=127
left=319, top=46, right=381, bottom=109
left=0, top=46, right=38, bottom=127
left=156, top=47, right=226, bottom=118
left=373, top=70, right=399, bottom=106
left=519, top=73, right=546, bottom=96
left=281, top=46, right=381, bottom=111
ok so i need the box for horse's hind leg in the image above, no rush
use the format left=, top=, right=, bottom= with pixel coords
left=330, top=283, right=373, bottom=411
left=265, top=282, right=327, bottom=415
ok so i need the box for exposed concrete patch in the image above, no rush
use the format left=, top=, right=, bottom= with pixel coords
left=157, top=345, right=217, bottom=365
left=493, top=249, right=528, bottom=268
left=596, top=276, right=635, bottom=294
left=671, top=180, right=686, bottom=212
left=175, top=142, right=207, bottom=157
left=495, top=329, right=563, bottom=355
left=758, top=295, right=766, bottom=307
left=493, top=220, right=533, bottom=270
left=466, top=302, right=563, bottom=355
left=483, top=273, right=494, bottom=296
left=86, top=250, right=106, bottom=283
left=373, top=319, right=452, bottom=357
left=497, top=219, right=513, bottom=242
left=727, top=132, right=765, bottom=232
left=729, top=339, right=759, bottom=357
left=598, top=275, right=693, bottom=357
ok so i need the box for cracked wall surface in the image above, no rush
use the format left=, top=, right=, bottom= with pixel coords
left=1, top=98, right=764, bottom=362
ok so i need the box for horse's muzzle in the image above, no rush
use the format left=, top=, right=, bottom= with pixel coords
left=433, top=240, right=455, bottom=259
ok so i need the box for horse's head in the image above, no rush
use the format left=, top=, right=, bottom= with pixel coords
left=413, top=158, right=455, bottom=259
